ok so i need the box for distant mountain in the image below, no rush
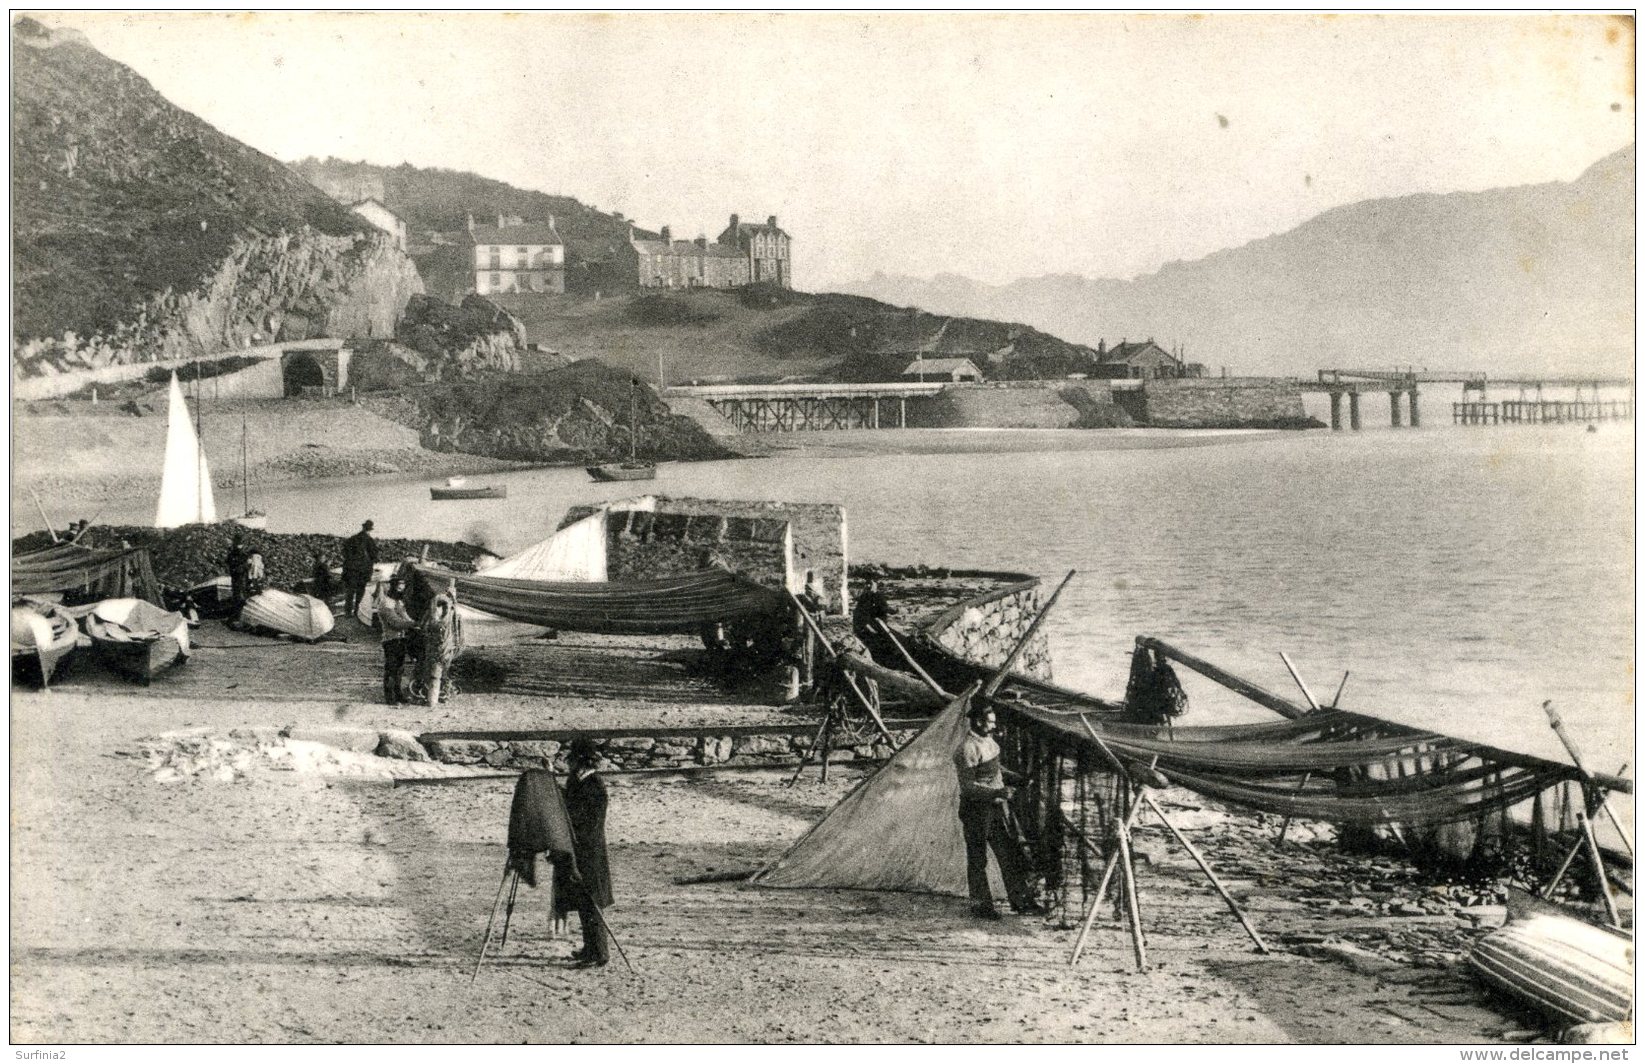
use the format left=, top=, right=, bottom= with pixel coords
left=11, top=17, right=418, bottom=369
left=845, top=147, right=1635, bottom=379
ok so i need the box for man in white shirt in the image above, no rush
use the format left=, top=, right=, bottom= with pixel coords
left=952, top=701, right=1042, bottom=920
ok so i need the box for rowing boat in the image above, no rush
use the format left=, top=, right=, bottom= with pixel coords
left=10, top=600, right=79, bottom=688
left=239, top=588, right=335, bottom=642
left=84, top=597, right=191, bottom=684
left=1469, top=890, right=1633, bottom=1028
left=586, top=461, right=655, bottom=483
left=431, top=484, right=507, bottom=500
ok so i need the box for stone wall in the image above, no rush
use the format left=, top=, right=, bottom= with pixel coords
left=925, top=578, right=1052, bottom=682
left=606, top=508, right=790, bottom=589
left=421, top=724, right=919, bottom=772
left=647, top=497, right=850, bottom=615
left=908, top=381, right=1084, bottom=429
left=1137, top=378, right=1312, bottom=428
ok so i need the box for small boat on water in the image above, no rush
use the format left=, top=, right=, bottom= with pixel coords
left=10, top=600, right=80, bottom=689
left=84, top=598, right=191, bottom=685
left=587, top=381, right=656, bottom=482
left=229, top=411, right=269, bottom=529
left=1468, top=889, right=1633, bottom=1028
left=586, top=461, right=656, bottom=483
left=239, top=588, right=335, bottom=642
left=430, top=477, right=507, bottom=500
left=231, top=510, right=268, bottom=530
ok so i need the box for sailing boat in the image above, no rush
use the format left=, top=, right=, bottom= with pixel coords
left=586, top=380, right=658, bottom=482
left=154, top=372, right=218, bottom=528
left=230, top=409, right=267, bottom=530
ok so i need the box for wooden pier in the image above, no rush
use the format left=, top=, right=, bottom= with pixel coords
left=1453, top=399, right=1633, bottom=426
left=665, top=382, right=945, bottom=433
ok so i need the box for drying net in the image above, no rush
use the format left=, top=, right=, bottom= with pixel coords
left=12, top=542, right=164, bottom=606
left=414, top=566, right=783, bottom=636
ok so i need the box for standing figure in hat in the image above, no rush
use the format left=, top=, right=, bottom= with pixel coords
left=341, top=519, right=379, bottom=618
left=554, top=738, right=613, bottom=967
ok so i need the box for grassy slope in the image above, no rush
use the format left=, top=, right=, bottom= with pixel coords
left=11, top=19, right=367, bottom=342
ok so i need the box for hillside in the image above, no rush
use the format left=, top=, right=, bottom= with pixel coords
left=490, top=287, right=1100, bottom=383
left=845, top=146, right=1636, bottom=379
left=11, top=18, right=421, bottom=372
left=288, top=157, right=654, bottom=297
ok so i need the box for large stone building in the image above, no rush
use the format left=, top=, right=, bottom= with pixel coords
left=628, top=226, right=749, bottom=289
left=1091, top=339, right=1203, bottom=380
left=468, top=214, right=565, bottom=296
left=717, top=214, right=792, bottom=288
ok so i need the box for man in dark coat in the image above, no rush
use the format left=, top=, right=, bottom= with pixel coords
left=852, top=577, right=891, bottom=639
left=505, top=767, right=607, bottom=968
left=341, top=519, right=378, bottom=618
left=555, top=738, right=612, bottom=967
left=225, top=533, right=250, bottom=607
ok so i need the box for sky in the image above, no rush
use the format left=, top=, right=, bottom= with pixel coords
left=46, top=11, right=1637, bottom=290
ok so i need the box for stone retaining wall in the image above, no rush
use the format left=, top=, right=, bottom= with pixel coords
left=924, top=577, right=1052, bottom=682
left=1137, top=377, right=1312, bottom=428
left=420, top=725, right=920, bottom=772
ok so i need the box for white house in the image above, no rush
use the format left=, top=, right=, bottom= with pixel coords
left=349, top=198, right=408, bottom=251
left=901, top=357, right=983, bottom=383
left=469, top=214, right=566, bottom=296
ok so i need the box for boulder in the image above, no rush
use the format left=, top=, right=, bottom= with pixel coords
left=375, top=730, right=430, bottom=762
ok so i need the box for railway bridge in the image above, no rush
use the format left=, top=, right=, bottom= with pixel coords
left=664, top=382, right=946, bottom=432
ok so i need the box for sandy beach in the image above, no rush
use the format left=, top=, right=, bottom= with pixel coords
left=9, top=619, right=1548, bottom=1044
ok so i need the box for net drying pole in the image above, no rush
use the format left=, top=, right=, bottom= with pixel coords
left=982, top=570, right=1075, bottom=699
left=874, top=619, right=950, bottom=698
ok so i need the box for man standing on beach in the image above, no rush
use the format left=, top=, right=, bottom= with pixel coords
left=556, top=738, right=613, bottom=968
left=341, top=519, right=378, bottom=618
left=953, top=701, right=1041, bottom=920
left=378, top=576, right=416, bottom=704
left=853, top=577, right=890, bottom=639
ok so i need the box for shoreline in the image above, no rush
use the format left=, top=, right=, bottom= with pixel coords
left=15, top=424, right=1293, bottom=526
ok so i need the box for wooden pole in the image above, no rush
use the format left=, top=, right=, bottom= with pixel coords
left=874, top=619, right=949, bottom=698
left=1138, top=637, right=1308, bottom=719
left=786, top=590, right=897, bottom=746
left=1278, top=651, right=1321, bottom=711
left=1579, top=804, right=1623, bottom=928
left=1276, top=772, right=1312, bottom=845
left=983, top=570, right=1075, bottom=698
left=1067, top=799, right=1142, bottom=966
left=29, top=487, right=60, bottom=543
left=471, top=865, right=514, bottom=983
left=1140, top=791, right=1269, bottom=953
left=1330, top=671, right=1350, bottom=709
left=1113, top=786, right=1148, bottom=971
left=1544, top=701, right=1632, bottom=856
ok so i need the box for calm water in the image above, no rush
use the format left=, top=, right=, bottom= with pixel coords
left=94, top=420, right=1635, bottom=769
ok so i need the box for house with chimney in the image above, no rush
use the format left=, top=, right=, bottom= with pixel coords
left=628, top=225, right=750, bottom=289
left=717, top=214, right=792, bottom=288
left=1091, top=338, right=1200, bottom=379
left=468, top=214, right=565, bottom=295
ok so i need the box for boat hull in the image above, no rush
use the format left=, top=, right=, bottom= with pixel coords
left=231, top=512, right=268, bottom=530
left=586, top=463, right=656, bottom=482
left=430, top=486, right=507, bottom=500
left=90, top=634, right=186, bottom=685
left=10, top=604, right=79, bottom=689
left=1468, top=902, right=1633, bottom=1027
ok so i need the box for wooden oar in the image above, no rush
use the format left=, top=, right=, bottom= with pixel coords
left=982, top=570, right=1075, bottom=699
left=874, top=619, right=950, bottom=698
left=1544, top=701, right=1632, bottom=856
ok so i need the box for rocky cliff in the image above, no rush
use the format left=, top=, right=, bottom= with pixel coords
left=11, top=18, right=423, bottom=378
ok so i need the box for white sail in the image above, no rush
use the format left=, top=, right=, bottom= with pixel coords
left=154, top=373, right=217, bottom=528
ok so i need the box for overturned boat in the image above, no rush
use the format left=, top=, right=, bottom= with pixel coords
left=239, top=589, right=335, bottom=642
left=1469, top=890, right=1633, bottom=1027
left=85, top=598, right=190, bottom=684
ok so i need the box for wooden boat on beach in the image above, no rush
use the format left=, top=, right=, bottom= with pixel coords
left=84, top=598, right=190, bottom=684
left=1468, top=890, right=1633, bottom=1027
left=430, top=477, right=507, bottom=500
left=239, top=589, right=335, bottom=642
left=10, top=600, right=80, bottom=688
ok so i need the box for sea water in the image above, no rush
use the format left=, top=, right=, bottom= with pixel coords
left=93, top=420, right=1635, bottom=771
